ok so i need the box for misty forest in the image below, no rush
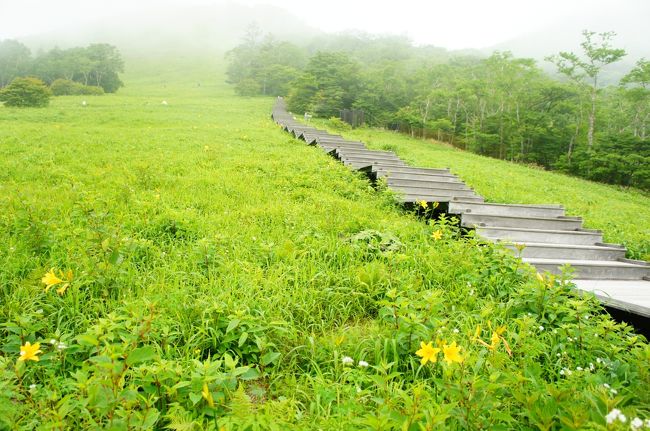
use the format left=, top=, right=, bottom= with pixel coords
left=1, top=2, right=649, bottom=430
left=226, top=30, right=650, bottom=190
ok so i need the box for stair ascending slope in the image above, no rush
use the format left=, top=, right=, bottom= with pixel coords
left=271, top=98, right=650, bottom=315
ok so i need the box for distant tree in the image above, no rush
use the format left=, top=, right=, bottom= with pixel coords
left=547, top=30, right=626, bottom=150
left=0, top=39, right=31, bottom=87
left=288, top=52, right=361, bottom=116
left=620, top=58, right=650, bottom=139
left=25, top=44, right=124, bottom=93
left=0, top=77, right=51, bottom=107
left=226, top=33, right=304, bottom=96
left=234, top=78, right=261, bottom=96
left=286, top=73, right=318, bottom=114
left=85, top=44, right=124, bottom=92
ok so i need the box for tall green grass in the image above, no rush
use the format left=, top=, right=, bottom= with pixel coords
left=0, top=59, right=648, bottom=429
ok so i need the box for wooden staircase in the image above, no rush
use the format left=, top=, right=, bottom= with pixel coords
left=272, top=98, right=650, bottom=317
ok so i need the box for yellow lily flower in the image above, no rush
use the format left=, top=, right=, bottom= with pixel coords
left=415, top=341, right=441, bottom=365
left=19, top=341, right=42, bottom=362
left=443, top=341, right=463, bottom=364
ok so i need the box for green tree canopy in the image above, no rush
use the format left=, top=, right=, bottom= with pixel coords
left=288, top=51, right=362, bottom=116
left=0, top=77, right=51, bottom=107
left=0, top=39, right=31, bottom=87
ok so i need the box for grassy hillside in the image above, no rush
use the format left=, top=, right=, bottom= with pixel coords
left=0, top=60, right=649, bottom=429
left=312, top=121, right=650, bottom=262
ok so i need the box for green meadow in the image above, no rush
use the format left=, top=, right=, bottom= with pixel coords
left=1, top=59, right=649, bottom=429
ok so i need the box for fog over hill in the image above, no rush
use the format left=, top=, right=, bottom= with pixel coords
left=18, top=3, right=320, bottom=56
left=485, top=1, right=650, bottom=83
left=6, top=0, right=648, bottom=82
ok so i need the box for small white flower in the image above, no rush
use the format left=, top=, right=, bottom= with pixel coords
left=56, top=342, right=67, bottom=350
left=559, top=369, right=565, bottom=375
left=358, top=360, right=369, bottom=368
left=453, top=328, right=459, bottom=334
left=606, top=409, right=622, bottom=424
left=594, top=333, right=599, bottom=338
left=49, top=339, right=57, bottom=345
left=611, top=388, right=618, bottom=395
left=35, top=309, right=43, bottom=314
left=342, top=356, right=354, bottom=366
left=29, top=384, right=37, bottom=390
left=589, top=363, right=595, bottom=371
left=644, top=419, right=650, bottom=428
left=468, top=289, right=475, bottom=296
left=603, top=383, right=611, bottom=389
left=553, top=329, right=558, bottom=334
left=576, top=366, right=583, bottom=371
left=631, top=417, right=643, bottom=430
left=619, top=414, right=626, bottom=423
left=596, top=357, right=603, bottom=364
left=556, top=353, right=561, bottom=357
left=538, top=326, right=544, bottom=332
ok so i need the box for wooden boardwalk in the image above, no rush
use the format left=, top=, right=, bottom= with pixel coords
left=272, top=98, right=650, bottom=318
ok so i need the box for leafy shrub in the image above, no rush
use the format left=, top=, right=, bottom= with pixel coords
left=234, top=78, right=261, bottom=96
left=0, top=77, right=51, bottom=107
left=50, top=79, right=104, bottom=96
left=325, top=116, right=352, bottom=131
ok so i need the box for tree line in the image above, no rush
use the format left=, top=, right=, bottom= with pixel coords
left=226, top=30, right=650, bottom=191
left=0, top=40, right=125, bottom=94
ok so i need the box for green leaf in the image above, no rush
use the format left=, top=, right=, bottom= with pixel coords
left=108, top=249, right=122, bottom=265
left=240, top=367, right=261, bottom=380
left=261, top=351, right=281, bottom=366
left=76, top=334, right=99, bottom=347
left=141, top=409, right=160, bottom=428
left=223, top=352, right=237, bottom=370
left=238, top=331, right=248, bottom=347
left=171, top=381, right=191, bottom=390
left=188, top=392, right=202, bottom=406
left=126, top=346, right=156, bottom=366
left=226, top=319, right=240, bottom=334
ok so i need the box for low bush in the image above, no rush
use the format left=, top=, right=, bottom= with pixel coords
left=0, top=77, right=51, bottom=107
left=50, top=79, right=104, bottom=96
left=326, top=116, right=352, bottom=131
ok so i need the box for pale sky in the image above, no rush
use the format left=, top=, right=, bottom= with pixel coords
left=0, top=0, right=641, bottom=50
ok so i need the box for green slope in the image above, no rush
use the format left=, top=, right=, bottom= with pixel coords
left=311, top=122, right=650, bottom=261
left=0, top=60, right=648, bottom=429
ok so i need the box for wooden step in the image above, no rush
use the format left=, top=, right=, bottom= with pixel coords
left=449, top=201, right=565, bottom=218
left=388, top=184, right=479, bottom=198
left=398, top=194, right=485, bottom=204
left=387, top=178, right=469, bottom=190
left=461, top=213, right=583, bottom=231
left=378, top=171, right=461, bottom=182
left=341, top=158, right=408, bottom=170
left=525, top=258, right=649, bottom=280
left=477, top=226, right=602, bottom=245
left=500, top=241, right=627, bottom=260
